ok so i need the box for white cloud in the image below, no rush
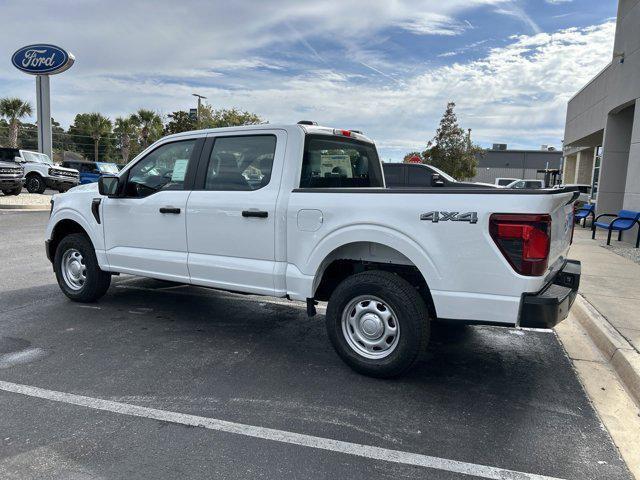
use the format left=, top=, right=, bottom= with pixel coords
left=494, top=4, right=542, bottom=33
left=0, top=1, right=615, bottom=160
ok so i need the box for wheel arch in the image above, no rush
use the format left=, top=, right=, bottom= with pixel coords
left=310, top=236, right=438, bottom=318
left=47, top=216, right=98, bottom=264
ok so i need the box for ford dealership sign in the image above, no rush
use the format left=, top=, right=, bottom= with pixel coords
left=11, top=44, right=75, bottom=75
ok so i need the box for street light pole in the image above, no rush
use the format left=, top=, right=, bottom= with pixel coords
left=192, top=93, right=207, bottom=128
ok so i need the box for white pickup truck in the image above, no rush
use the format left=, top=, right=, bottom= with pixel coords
left=45, top=123, right=581, bottom=377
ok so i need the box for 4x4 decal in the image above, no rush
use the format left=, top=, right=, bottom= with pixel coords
left=420, top=211, right=478, bottom=224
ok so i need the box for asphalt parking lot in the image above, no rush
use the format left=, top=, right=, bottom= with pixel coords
left=0, top=211, right=632, bottom=480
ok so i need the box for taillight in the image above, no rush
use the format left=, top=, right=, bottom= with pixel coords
left=489, top=214, right=551, bottom=276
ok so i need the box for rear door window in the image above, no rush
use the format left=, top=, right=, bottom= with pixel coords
left=300, top=135, right=383, bottom=188
left=204, top=135, right=276, bottom=191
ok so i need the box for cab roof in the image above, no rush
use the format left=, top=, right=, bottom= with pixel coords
left=162, top=123, right=375, bottom=144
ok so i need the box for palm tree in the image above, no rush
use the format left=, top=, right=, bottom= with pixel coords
left=114, top=116, right=138, bottom=164
left=85, top=113, right=112, bottom=162
left=131, top=109, right=163, bottom=148
left=0, top=97, right=33, bottom=148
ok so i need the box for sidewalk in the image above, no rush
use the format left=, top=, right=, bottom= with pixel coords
left=0, top=192, right=52, bottom=210
left=571, top=226, right=640, bottom=352
left=557, top=226, right=640, bottom=478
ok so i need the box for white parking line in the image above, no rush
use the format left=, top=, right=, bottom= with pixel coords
left=0, top=379, right=564, bottom=480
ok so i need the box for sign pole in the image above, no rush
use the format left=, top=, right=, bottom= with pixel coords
left=36, top=75, right=53, bottom=160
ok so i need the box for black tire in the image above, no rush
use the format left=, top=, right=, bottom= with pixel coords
left=54, top=233, right=111, bottom=302
left=1, top=186, right=21, bottom=196
left=25, top=174, right=46, bottom=194
left=325, top=270, right=430, bottom=378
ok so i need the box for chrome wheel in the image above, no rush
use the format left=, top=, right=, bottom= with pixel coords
left=341, top=295, right=400, bottom=359
left=61, top=248, right=86, bottom=290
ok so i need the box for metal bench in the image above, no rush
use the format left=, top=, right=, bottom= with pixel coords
left=592, top=209, right=640, bottom=248
left=574, top=203, right=595, bottom=228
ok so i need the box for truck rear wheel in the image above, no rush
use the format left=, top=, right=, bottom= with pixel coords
left=54, top=233, right=111, bottom=302
left=325, top=270, right=430, bottom=378
left=25, top=174, right=46, bottom=194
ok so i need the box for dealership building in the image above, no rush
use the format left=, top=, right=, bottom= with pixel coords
left=471, top=145, right=562, bottom=185
left=563, top=0, right=640, bottom=224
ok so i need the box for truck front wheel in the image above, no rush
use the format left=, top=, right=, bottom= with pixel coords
left=325, top=270, right=430, bottom=378
left=54, top=233, right=111, bottom=302
left=25, top=174, right=46, bottom=194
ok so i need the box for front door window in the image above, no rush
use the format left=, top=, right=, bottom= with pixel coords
left=125, top=140, right=196, bottom=197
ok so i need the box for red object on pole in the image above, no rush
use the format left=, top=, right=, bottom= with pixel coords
left=406, top=155, right=422, bottom=164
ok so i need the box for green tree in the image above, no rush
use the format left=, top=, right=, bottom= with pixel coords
left=114, top=116, right=138, bottom=164
left=69, top=113, right=112, bottom=161
left=422, top=102, right=482, bottom=180
left=86, top=113, right=112, bottom=162
left=0, top=97, right=33, bottom=148
left=200, top=105, right=263, bottom=128
left=164, top=110, right=195, bottom=135
left=132, top=109, right=163, bottom=148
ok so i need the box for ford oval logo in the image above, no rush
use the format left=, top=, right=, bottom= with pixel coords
left=11, top=44, right=75, bottom=75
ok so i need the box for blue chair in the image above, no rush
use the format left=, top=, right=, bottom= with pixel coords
left=575, top=203, right=595, bottom=228
left=592, top=209, right=640, bottom=247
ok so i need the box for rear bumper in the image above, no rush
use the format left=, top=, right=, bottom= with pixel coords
left=519, top=259, right=581, bottom=329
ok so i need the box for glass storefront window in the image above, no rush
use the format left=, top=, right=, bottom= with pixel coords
left=591, top=146, right=601, bottom=201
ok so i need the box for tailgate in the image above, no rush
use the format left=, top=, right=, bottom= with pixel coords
left=548, top=191, right=577, bottom=271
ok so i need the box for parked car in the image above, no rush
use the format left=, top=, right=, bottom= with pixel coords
left=383, top=163, right=496, bottom=189
left=46, top=123, right=581, bottom=378
left=0, top=148, right=80, bottom=194
left=62, top=160, right=120, bottom=184
left=0, top=147, right=24, bottom=195
left=506, top=179, right=545, bottom=189
left=495, top=177, right=519, bottom=187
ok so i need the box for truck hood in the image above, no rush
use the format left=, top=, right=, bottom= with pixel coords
left=0, top=160, right=22, bottom=169
left=69, top=182, right=99, bottom=193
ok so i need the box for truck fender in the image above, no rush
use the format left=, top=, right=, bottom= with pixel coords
left=305, top=224, right=441, bottom=294
left=47, top=207, right=107, bottom=271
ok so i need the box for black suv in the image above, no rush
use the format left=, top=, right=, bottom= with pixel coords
left=0, top=148, right=24, bottom=195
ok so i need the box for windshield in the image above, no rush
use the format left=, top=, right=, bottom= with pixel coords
left=21, top=151, right=52, bottom=164
left=97, top=163, right=120, bottom=174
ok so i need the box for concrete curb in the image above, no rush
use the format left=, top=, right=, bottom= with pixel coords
left=573, top=295, right=640, bottom=406
left=0, top=204, right=50, bottom=211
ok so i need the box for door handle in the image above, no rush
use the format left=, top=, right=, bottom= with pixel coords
left=242, top=210, right=268, bottom=218
left=159, top=207, right=181, bottom=214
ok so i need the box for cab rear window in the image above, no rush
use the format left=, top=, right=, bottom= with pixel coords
left=300, top=135, right=383, bottom=188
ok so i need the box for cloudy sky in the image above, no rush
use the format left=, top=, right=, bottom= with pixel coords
left=1, top=0, right=617, bottom=161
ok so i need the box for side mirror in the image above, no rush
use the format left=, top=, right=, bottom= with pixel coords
left=14, top=156, right=23, bottom=163
left=98, top=175, right=120, bottom=197
left=432, top=173, right=445, bottom=187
